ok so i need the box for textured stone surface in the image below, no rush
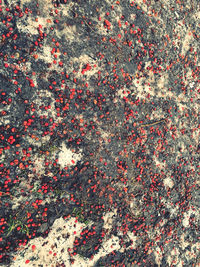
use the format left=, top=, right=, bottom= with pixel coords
left=0, top=0, right=199, bottom=266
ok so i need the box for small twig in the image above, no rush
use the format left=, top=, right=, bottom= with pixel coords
left=68, top=7, right=96, bottom=33
left=0, top=191, right=14, bottom=198
left=83, top=18, right=96, bottom=32
left=55, top=206, right=59, bottom=216
left=139, top=118, right=167, bottom=127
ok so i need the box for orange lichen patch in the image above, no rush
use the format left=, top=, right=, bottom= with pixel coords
left=19, top=163, right=25, bottom=169
left=108, top=194, right=113, bottom=204
left=13, top=159, right=19, bottom=165
left=30, top=134, right=39, bottom=141
left=124, top=187, right=128, bottom=193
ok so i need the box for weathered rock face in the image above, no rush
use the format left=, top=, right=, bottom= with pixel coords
left=0, top=0, right=199, bottom=266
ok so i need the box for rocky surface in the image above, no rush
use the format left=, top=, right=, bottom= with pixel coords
left=0, top=0, right=199, bottom=266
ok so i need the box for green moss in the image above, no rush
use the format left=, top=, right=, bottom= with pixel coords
left=6, top=215, right=29, bottom=237
left=72, top=207, right=89, bottom=225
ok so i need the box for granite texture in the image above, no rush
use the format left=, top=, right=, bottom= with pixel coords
left=0, top=0, right=199, bottom=266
